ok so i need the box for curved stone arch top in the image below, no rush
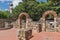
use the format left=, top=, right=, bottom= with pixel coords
left=18, top=12, right=30, bottom=28
left=18, top=12, right=30, bottom=19
left=42, top=10, right=58, bottom=19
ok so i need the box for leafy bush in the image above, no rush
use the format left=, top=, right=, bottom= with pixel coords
left=0, top=11, right=9, bottom=18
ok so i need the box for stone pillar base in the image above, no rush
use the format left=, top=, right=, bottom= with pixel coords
left=37, top=24, right=42, bottom=32
left=17, top=27, right=32, bottom=40
left=42, top=27, right=46, bottom=32
left=54, top=27, right=59, bottom=32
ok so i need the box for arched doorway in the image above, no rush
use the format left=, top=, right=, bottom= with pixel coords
left=18, top=12, right=30, bottom=29
left=41, top=10, right=58, bottom=32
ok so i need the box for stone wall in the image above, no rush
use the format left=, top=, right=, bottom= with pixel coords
left=13, top=19, right=41, bottom=32
left=0, top=18, right=60, bottom=32
left=0, top=18, right=16, bottom=29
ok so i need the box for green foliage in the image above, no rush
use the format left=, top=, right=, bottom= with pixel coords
left=12, top=0, right=60, bottom=21
left=0, top=0, right=60, bottom=20
left=22, top=0, right=36, bottom=2
left=12, top=0, right=40, bottom=21
left=0, top=11, right=9, bottom=18
left=48, top=0, right=60, bottom=2
left=0, top=1, right=56, bottom=19
left=0, top=11, right=3, bottom=18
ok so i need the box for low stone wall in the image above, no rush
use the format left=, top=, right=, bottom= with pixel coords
left=0, top=18, right=60, bottom=32
left=0, top=18, right=16, bottom=30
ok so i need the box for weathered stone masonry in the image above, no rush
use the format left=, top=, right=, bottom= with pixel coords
left=0, top=10, right=60, bottom=40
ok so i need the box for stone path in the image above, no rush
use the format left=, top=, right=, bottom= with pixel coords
left=0, top=28, right=18, bottom=40
left=0, top=28, right=60, bottom=40
left=30, top=32, right=60, bottom=40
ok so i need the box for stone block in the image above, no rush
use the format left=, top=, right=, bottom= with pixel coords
left=37, top=24, right=42, bottom=32
left=18, top=27, right=32, bottom=40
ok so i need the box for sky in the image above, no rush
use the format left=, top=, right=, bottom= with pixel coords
left=0, top=1, right=11, bottom=11
left=0, top=0, right=47, bottom=11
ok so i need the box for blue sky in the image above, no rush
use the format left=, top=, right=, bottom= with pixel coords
left=0, top=0, right=47, bottom=11
left=0, top=1, right=11, bottom=11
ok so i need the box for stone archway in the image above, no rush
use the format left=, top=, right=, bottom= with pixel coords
left=18, top=12, right=30, bottom=29
left=42, top=10, right=58, bottom=19
left=41, top=10, right=58, bottom=32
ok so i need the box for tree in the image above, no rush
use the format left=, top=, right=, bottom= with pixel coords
left=0, top=10, right=9, bottom=18
left=3, top=11, right=9, bottom=18
left=12, top=0, right=40, bottom=21
left=22, top=0, right=36, bottom=2
left=0, top=11, right=3, bottom=18
left=12, top=0, right=60, bottom=21
left=47, top=0, right=60, bottom=2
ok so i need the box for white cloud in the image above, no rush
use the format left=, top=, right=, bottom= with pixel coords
left=4, top=9, right=8, bottom=11
left=13, top=0, right=22, bottom=8
left=0, top=8, right=2, bottom=11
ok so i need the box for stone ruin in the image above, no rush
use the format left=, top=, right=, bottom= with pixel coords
left=40, top=10, right=58, bottom=32
left=0, top=10, right=60, bottom=40
left=16, top=12, right=32, bottom=40
left=13, top=10, right=60, bottom=40
left=5, top=10, right=59, bottom=40
left=0, top=19, right=15, bottom=30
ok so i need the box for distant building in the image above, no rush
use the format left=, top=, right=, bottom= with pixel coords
left=9, top=1, right=13, bottom=14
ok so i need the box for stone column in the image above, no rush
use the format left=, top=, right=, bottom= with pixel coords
left=26, top=19, right=28, bottom=28
left=16, top=20, right=19, bottom=28
left=37, top=23, right=42, bottom=32
left=41, top=18, right=46, bottom=32
left=57, top=18, right=60, bottom=32
left=18, top=19, right=21, bottom=29
left=5, top=22, right=8, bottom=28
left=54, top=18, right=57, bottom=32
left=26, top=19, right=32, bottom=28
left=14, top=20, right=19, bottom=28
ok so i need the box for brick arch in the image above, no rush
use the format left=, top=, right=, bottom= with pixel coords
left=18, top=12, right=30, bottom=28
left=42, top=10, right=58, bottom=19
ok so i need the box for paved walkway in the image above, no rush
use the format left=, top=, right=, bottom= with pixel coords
left=0, top=28, right=18, bottom=40
left=30, top=32, right=60, bottom=40
left=0, top=28, right=60, bottom=40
